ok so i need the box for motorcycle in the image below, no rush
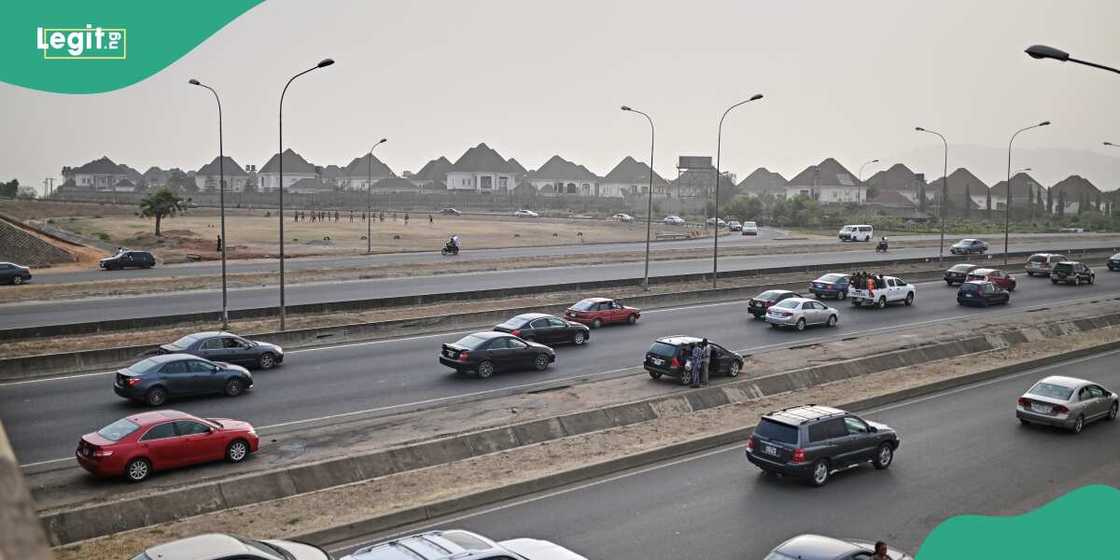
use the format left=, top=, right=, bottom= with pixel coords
left=876, top=240, right=888, bottom=253
left=441, top=242, right=460, bottom=256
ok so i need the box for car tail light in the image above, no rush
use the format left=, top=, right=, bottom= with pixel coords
left=746, top=437, right=755, bottom=452
left=791, top=448, right=806, bottom=463
left=1017, top=397, right=1030, bottom=407
left=1053, top=404, right=1070, bottom=415
left=457, top=351, right=470, bottom=363
left=670, top=356, right=681, bottom=368
left=510, top=329, right=521, bottom=337
left=93, top=448, right=113, bottom=457
left=126, top=377, right=142, bottom=386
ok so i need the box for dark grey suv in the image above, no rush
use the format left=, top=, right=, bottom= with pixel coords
left=745, top=405, right=900, bottom=486
left=1050, top=261, right=1094, bottom=286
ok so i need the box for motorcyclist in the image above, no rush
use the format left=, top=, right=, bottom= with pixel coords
left=445, top=234, right=461, bottom=254
left=877, top=236, right=888, bottom=251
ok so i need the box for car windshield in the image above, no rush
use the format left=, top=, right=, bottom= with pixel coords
left=773, top=299, right=799, bottom=309
left=1028, top=382, right=1074, bottom=400
left=744, top=222, right=757, bottom=227
left=234, top=536, right=291, bottom=560
left=571, top=300, right=599, bottom=311
left=1028, top=255, right=1045, bottom=263
left=950, top=264, right=973, bottom=272
left=168, top=334, right=201, bottom=349
left=126, top=358, right=161, bottom=374
left=817, top=274, right=845, bottom=283
left=754, top=419, right=798, bottom=443
left=453, top=334, right=491, bottom=349
left=649, top=342, right=680, bottom=357
left=97, top=418, right=140, bottom=441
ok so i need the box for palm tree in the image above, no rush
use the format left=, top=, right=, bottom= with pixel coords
left=139, top=187, right=184, bottom=236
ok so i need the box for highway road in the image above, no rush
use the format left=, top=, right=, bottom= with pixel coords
left=3, top=237, right=1117, bottom=330
left=4, top=271, right=1120, bottom=465
left=331, top=351, right=1120, bottom=560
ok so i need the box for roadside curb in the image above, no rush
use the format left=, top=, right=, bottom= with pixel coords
left=298, top=338, right=1120, bottom=548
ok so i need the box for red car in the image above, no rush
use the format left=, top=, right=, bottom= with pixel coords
left=966, top=267, right=1017, bottom=291
left=76, top=410, right=259, bottom=482
left=564, top=297, right=640, bottom=328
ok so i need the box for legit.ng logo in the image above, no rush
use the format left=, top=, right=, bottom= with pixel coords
left=36, top=24, right=127, bottom=60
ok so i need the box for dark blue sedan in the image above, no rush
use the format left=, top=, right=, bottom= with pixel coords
left=808, top=273, right=849, bottom=299
left=114, top=353, right=254, bottom=406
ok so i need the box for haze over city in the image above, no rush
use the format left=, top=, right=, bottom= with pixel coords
left=2, top=0, right=1120, bottom=194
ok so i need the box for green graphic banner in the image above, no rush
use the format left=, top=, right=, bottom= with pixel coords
left=1, top=1, right=262, bottom=94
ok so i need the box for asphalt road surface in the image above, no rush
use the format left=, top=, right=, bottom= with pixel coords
left=3, top=237, right=1117, bottom=330
left=330, top=350, right=1120, bottom=560
left=4, top=271, right=1120, bottom=464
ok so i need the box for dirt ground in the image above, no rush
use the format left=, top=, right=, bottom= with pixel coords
left=51, top=318, right=1120, bottom=560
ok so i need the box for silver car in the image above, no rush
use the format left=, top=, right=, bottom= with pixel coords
left=342, top=530, right=587, bottom=560
left=765, top=297, right=839, bottom=331
left=765, top=535, right=914, bottom=560
left=130, top=533, right=329, bottom=560
left=1016, top=375, right=1120, bottom=433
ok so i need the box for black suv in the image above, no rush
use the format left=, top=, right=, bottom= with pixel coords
left=1108, top=253, right=1120, bottom=272
left=1050, top=261, right=1094, bottom=286
left=745, top=405, right=900, bottom=486
left=643, top=336, right=743, bottom=384
left=99, top=250, right=156, bottom=270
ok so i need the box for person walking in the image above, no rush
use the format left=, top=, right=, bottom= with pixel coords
left=428, top=214, right=434, bottom=225
left=215, top=235, right=222, bottom=252
left=689, top=343, right=703, bottom=388
left=699, top=338, right=712, bottom=386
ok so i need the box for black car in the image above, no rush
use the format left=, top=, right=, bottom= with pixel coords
left=439, top=331, right=555, bottom=378
left=492, top=313, right=590, bottom=346
left=158, top=331, right=285, bottom=369
left=0, top=262, right=31, bottom=285
left=1108, top=253, right=1120, bottom=271
left=114, top=353, right=254, bottom=406
left=100, top=250, right=156, bottom=270
left=950, top=239, right=988, bottom=255
left=643, top=336, right=744, bottom=384
left=943, top=263, right=978, bottom=286
left=745, top=405, right=900, bottom=487
left=808, top=274, right=849, bottom=300
left=747, top=290, right=802, bottom=319
left=1050, top=261, right=1095, bottom=286
left=440, top=208, right=462, bottom=215
left=956, top=280, right=1009, bottom=307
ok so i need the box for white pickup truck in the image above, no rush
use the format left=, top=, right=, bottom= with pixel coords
left=848, top=275, right=916, bottom=308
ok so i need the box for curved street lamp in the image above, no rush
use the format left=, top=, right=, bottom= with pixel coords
left=621, top=105, right=656, bottom=290
left=367, top=138, right=388, bottom=254
left=1026, top=45, right=1120, bottom=76
left=713, top=93, right=764, bottom=288
left=278, top=58, right=334, bottom=331
left=1005, top=121, right=1050, bottom=265
left=188, top=78, right=229, bottom=329
left=858, top=159, right=880, bottom=206
left=915, top=127, right=949, bottom=263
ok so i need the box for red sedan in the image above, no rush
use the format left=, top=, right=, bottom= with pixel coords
left=76, top=410, right=259, bottom=482
left=564, top=297, right=640, bottom=328
left=966, top=267, right=1017, bottom=291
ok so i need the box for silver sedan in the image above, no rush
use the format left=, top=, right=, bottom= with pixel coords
left=765, top=297, right=839, bottom=331
left=1016, top=375, right=1120, bottom=433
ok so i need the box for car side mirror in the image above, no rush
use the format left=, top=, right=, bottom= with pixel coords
left=868, top=425, right=878, bottom=432
left=211, top=365, right=221, bottom=373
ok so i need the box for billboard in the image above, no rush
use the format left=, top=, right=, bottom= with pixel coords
left=678, top=156, right=712, bottom=169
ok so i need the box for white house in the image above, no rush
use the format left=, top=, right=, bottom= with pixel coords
left=737, top=167, right=788, bottom=198
left=257, top=149, right=317, bottom=192
left=193, top=156, right=249, bottom=192
left=445, top=143, right=519, bottom=193
left=600, top=156, right=668, bottom=198
left=62, top=156, right=131, bottom=191
left=784, top=158, right=865, bottom=203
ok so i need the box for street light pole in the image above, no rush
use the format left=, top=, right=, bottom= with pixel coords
left=857, top=159, right=879, bottom=206
left=367, top=138, right=388, bottom=254
left=713, top=94, right=763, bottom=288
left=278, top=58, right=334, bottom=331
left=1005, top=121, right=1050, bottom=266
left=915, top=127, right=949, bottom=263
left=622, top=105, right=655, bottom=291
left=188, top=78, right=229, bottom=330
left=1026, top=45, right=1120, bottom=76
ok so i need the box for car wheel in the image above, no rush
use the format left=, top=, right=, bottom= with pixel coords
left=125, top=458, right=151, bottom=482
left=12, top=276, right=23, bottom=285
left=873, top=443, right=894, bottom=469
left=591, top=318, right=602, bottom=329
left=145, top=387, right=167, bottom=407
left=680, top=372, right=692, bottom=386
left=727, top=361, right=741, bottom=377
left=1051, top=278, right=1058, bottom=284
left=827, top=314, right=838, bottom=327
left=946, top=280, right=953, bottom=286
left=226, top=439, right=250, bottom=463
left=572, top=331, right=587, bottom=345
left=627, top=314, right=638, bottom=325
left=808, top=459, right=830, bottom=487
left=224, top=379, right=245, bottom=397
left=1108, top=402, right=1118, bottom=421
left=1089, top=275, right=1095, bottom=285
left=477, top=361, right=495, bottom=379
left=257, top=352, right=276, bottom=370
left=795, top=318, right=806, bottom=331
left=533, top=353, right=550, bottom=371
left=648, top=370, right=662, bottom=380
left=904, top=293, right=914, bottom=306
left=877, top=296, right=887, bottom=309
left=1072, top=415, right=1085, bottom=434
left=1074, top=276, right=1080, bottom=286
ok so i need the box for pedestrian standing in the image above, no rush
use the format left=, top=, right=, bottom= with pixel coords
left=404, top=213, right=410, bottom=225
left=700, top=338, right=712, bottom=386
left=689, top=343, right=703, bottom=388
left=216, top=235, right=222, bottom=252
left=379, top=211, right=384, bottom=222
left=429, top=214, right=433, bottom=225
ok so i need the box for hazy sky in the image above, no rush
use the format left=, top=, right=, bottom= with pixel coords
left=3, top=0, right=1120, bottom=195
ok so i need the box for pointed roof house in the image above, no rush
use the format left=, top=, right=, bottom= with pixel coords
left=196, top=156, right=248, bottom=177
left=448, top=143, right=518, bottom=174
left=787, top=158, right=858, bottom=187
left=927, top=168, right=986, bottom=209
left=259, top=148, right=317, bottom=175
left=413, top=156, right=453, bottom=182
left=1050, top=175, right=1103, bottom=211
left=602, top=156, right=668, bottom=187
left=527, top=155, right=599, bottom=182
left=71, top=156, right=130, bottom=176
left=342, top=153, right=395, bottom=180
left=507, top=158, right=528, bottom=176
left=990, top=172, right=1044, bottom=205
left=737, top=167, right=787, bottom=196
left=865, top=163, right=925, bottom=193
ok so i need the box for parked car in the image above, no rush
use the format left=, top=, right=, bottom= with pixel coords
left=157, top=331, right=284, bottom=369
left=1016, top=375, right=1119, bottom=433
left=747, top=289, right=802, bottom=319
left=78, top=411, right=259, bottom=482
left=0, top=261, right=31, bottom=285
left=765, top=298, right=839, bottom=331
left=943, top=263, right=978, bottom=286
left=129, top=533, right=327, bottom=560
left=808, top=273, right=850, bottom=299
left=741, top=221, right=759, bottom=236
left=764, top=535, right=914, bottom=560
left=965, top=267, right=1016, bottom=291
left=113, top=354, right=254, bottom=406
left=727, top=220, right=742, bottom=232
left=950, top=238, right=989, bottom=255
left=848, top=275, right=915, bottom=308
left=1050, top=261, right=1095, bottom=285
left=1109, top=252, right=1120, bottom=271
left=956, top=280, right=1010, bottom=307
left=439, top=331, right=554, bottom=378
left=340, top=530, right=588, bottom=560
left=1025, top=252, right=1067, bottom=277
left=837, top=224, right=873, bottom=242
left=610, top=212, right=634, bottom=222
left=564, top=297, right=640, bottom=328
left=513, top=209, right=539, bottom=218
left=100, top=250, right=156, bottom=270
left=440, top=207, right=462, bottom=216
left=492, top=313, right=590, bottom=346
left=705, top=217, right=727, bottom=228
left=745, top=405, right=900, bottom=486
left=643, top=336, right=744, bottom=384
left=663, top=215, right=686, bottom=226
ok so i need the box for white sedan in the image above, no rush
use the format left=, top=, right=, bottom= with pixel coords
left=513, top=209, right=540, bottom=218
left=663, top=215, right=686, bottom=226
left=765, top=297, right=839, bottom=331
left=611, top=213, right=635, bottom=222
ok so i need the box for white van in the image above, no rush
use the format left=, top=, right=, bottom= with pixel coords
left=838, top=224, right=874, bottom=242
